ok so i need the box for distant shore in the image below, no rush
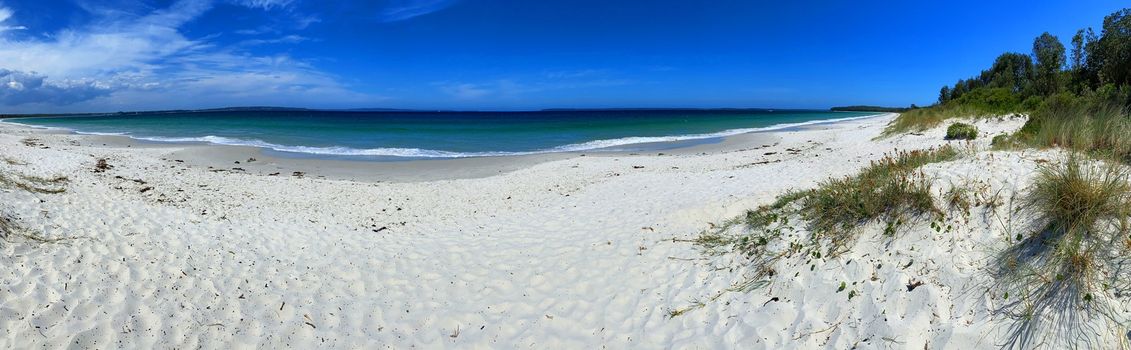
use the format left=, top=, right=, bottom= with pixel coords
left=1, top=110, right=880, bottom=165
left=0, top=113, right=887, bottom=182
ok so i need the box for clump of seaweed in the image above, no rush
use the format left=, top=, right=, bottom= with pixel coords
left=0, top=171, right=68, bottom=194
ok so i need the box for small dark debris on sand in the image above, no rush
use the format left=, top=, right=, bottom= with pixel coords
left=292, top=171, right=305, bottom=178
left=93, top=158, right=112, bottom=173
left=21, top=138, right=46, bottom=148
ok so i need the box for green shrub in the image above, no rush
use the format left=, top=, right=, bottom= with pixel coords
left=945, top=122, right=978, bottom=140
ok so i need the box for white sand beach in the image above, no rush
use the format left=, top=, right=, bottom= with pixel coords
left=1, top=113, right=1090, bottom=348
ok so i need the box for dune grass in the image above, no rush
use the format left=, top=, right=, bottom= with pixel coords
left=1017, top=101, right=1131, bottom=163
left=991, top=155, right=1131, bottom=348
left=798, top=146, right=958, bottom=255
left=881, top=104, right=999, bottom=136
left=692, top=145, right=960, bottom=275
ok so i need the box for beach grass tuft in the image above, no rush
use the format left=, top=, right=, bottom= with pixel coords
left=990, top=154, right=1131, bottom=348
left=795, top=146, right=957, bottom=255
left=686, top=145, right=960, bottom=295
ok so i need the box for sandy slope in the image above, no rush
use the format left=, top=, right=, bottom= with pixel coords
left=0, top=113, right=1084, bottom=348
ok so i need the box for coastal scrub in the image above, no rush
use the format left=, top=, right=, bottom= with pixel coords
left=945, top=122, right=978, bottom=140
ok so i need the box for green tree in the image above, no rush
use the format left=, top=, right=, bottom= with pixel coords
left=951, top=79, right=968, bottom=100
left=1097, top=8, right=1131, bottom=86
left=1070, top=28, right=1100, bottom=92
left=983, top=52, right=1033, bottom=94
left=1031, top=32, right=1066, bottom=95
left=939, top=86, right=951, bottom=104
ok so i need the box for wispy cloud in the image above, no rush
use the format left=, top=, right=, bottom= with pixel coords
left=237, top=34, right=310, bottom=46
left=379, top=0, right=459, bottom=23
left=230, top=0, right=296, bottom=10
left=436, top=82, right=492, bottom=99
left=0, top=0, right=374, bottom=111
left=435, top=74, right=634, bottom=101
left=0, top=3, right=26, bottom=32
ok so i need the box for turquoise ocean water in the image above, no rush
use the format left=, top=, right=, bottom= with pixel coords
left=3, top=109, right=877, bottom=160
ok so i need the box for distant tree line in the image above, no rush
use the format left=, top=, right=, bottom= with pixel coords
left=934, top=8, right=1131, bottom=110
left=830, top=105, right=913, bottom=113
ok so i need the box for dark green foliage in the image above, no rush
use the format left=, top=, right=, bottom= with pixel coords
left=938, top=86, right=951, bottom=104
left=1097, top=9, right=1131, bottom=87
left=902, top=8, right=1131, bottom=143
left=1032, top=32, right=1067, bottom=96
left=951, top=87, right=1022, bottom=113
left=984, top=53, right=1034, bottom=94
left=945, top=122, right=978, bottom=140
left=1070, top=28, right=1100, bottom=93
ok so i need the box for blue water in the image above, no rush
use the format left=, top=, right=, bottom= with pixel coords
left=3, top=109, right=876, bottom=160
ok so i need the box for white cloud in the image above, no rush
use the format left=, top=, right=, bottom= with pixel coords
left=0, top=0, right=374, bottom=111
left=0, top=69, right=111, bottom=105
left=379, top=0, right=458, bottom=23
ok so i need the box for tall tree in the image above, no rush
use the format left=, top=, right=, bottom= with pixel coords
left=1031, top=32, right=1066, bottom=95
left=939, top=86, right=951, bottom=104
left=951, top=79, right=968, bottom=100
left=985, top=52, right=1033, bottom=94
left=1070, top=28, right=1100, bottom=92
left=1097, top=8, right=1131, bottom=86
left=1071, top=29, right=1089, bottom=70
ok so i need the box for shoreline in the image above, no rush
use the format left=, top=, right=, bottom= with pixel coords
left=0, top=111, right=1043, bottom=348
left=0, top=113, right=890, bottom=182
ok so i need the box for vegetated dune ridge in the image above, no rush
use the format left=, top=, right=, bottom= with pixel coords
left=1, top=113, right=1091, bottom=348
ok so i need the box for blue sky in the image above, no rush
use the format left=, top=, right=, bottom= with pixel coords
left=0, top=0, right=1125, bottom=112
